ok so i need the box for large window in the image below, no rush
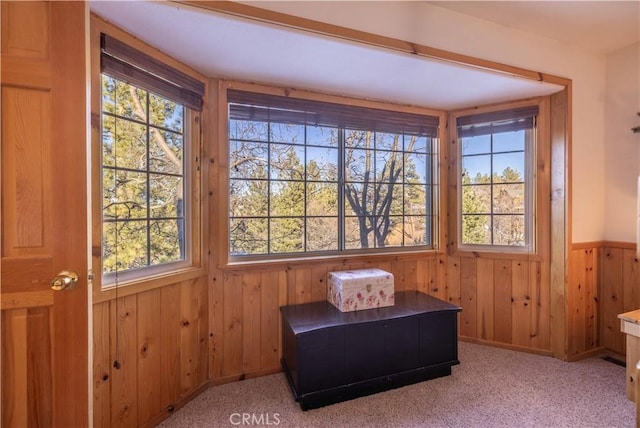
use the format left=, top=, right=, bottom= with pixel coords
left=228, top=90, right=439, bottom=259
left=456, top=106, right=537, bottom=251
left=99, top=34, right=204, bottom=283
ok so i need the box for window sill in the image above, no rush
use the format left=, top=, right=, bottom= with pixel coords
left=93, top=265, right=206, bottom=304
left=449, top=248, right=542, bottom=262
left=221, top=248, right=441, bottom=273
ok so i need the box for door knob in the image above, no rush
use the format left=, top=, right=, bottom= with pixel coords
left=50, top=270, right=79, bottom=291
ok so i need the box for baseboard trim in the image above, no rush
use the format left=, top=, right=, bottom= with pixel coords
left=459, top=336, right=553, bottom=357
left=140, top=382, right=210, bottom=428
left=567, top=346, right=606, bottom=362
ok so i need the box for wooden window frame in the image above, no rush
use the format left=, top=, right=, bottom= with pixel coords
left=215, top=80, right=448, bottom=268
left=90, top=15, right=207, bottom=302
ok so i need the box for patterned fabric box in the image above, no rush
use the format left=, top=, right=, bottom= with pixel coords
left=327, top=268, right=394, bottom=312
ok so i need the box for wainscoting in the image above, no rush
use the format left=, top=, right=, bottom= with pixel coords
left=600, top=243, right=640, bottom=357
left=90, top=241, right=637, bottom=427
left=207, top=254, right=449, bottom=381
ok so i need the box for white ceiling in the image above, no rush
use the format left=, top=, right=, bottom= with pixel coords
left=429, top=1, right=640, bottom=55
left=90, top=1, right=571, bottom=111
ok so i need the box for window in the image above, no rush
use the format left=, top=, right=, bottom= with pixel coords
left=456, top=106, right=537, bottom=251
left=228, top=90, right=439, bottom=259
left=101, top=76, right=187, bottom=274
left=99, top=34, right=204, bottom=283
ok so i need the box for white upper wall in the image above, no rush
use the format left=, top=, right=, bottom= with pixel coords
left=604, top=42, right=640, bottom=242
left=246, top=1, right=608, bottom=243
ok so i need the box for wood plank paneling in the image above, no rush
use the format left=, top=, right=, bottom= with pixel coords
left=623, top=250, right=640, bottom=312
left=209, top=270, right=224, bottom=379
left=137, top=289, right=162, bottom=426
left=179, top=278, right=206, bottom=396
left=242, top=272, right=262, bottom=373
left=161, top=283, right=181, bottom=410
left=569, top=249, right=586, bottom=356
left=584, top=250, right=597, bottom=351
left=511, top=261, right=531, bottom=347
left=493, top=259, right=512, bottom=344
left=110, top=294, right=138, bottom=427
left=533, top=260, right=551, bottom=350
left=602, top=247, right=625, bottom=355
left=93, top=301, right=111, bottom=428
left=260, top=270, right=282, bottom=369
left=445, top=255, right=460, bottom=308
left=93, top=277, right=210, bottom=427
left=222, top=272, right=243, bottom=376
left=459, top=257, right=477, bottom=338
left=476, top=258, right=494, bottom=341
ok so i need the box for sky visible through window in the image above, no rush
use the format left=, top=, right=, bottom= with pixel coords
left=462, top=131, right=525, bottom=181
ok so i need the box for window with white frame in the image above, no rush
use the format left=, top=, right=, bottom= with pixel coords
left=227, top=90, right=439, bottom=259
left=456, top=106, right=537, bottom=251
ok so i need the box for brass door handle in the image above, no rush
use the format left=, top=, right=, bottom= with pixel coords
left=50, top=270, right=79, bottom=291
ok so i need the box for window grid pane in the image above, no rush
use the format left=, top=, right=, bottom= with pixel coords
left=229, top=99, right=435, bottom=258
left=459, top=125, right=531, bottom=248
left=101, top=75, right=186, bottom=274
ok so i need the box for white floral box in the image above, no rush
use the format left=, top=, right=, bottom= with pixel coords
left=327, top=268, right=395, bottom=312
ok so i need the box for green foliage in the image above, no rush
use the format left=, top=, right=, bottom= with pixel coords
left=229, top=123, right=431, bottom=255
left=461, top=166, right=526, bottom=246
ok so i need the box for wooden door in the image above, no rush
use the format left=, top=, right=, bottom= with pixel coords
left=1, top=2, right=89, bottom=426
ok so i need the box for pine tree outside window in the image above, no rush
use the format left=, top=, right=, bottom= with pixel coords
left=227, top=90, right=439, bottom=259
left=456, top=106, right=537, bottom=252
left=101, top=75, right=187, bottom=276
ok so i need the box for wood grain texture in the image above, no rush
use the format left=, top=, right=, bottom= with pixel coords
left=1, top=310, right=28, bottom=428
left=459, top=257, right=477, bottom=338
left=160, top=283, right=182, bottom=412
left=1, top=1, right=49, bottom=58
left=2, top=3, right=88, bottom=427
left=137, top=289, right=162, bottom=426
left=93, top=301, right=112, bottom=428
left=110, top=294, right=138, bottom=427
left=1, top=87, right=51, bottom=256
left=493, top=259, right=512, bottom=344
left=549, top=89, right=568, bottom=359
left=26, top=307, right=53, bottom=427
left=93, top=277, right=210, bottom=427
left=511, top=261, right=530, bottom=347
left=602, top=247, right=625, bottom=355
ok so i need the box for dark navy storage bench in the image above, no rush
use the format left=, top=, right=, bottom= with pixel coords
left=280, top=290, right=461, bottom=410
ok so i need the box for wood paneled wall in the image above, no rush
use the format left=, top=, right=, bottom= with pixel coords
left=568, top=246, right=600, bottom=359
left=566, top=242, right=640, bottom=359
left=93, top=276, right=208, bottom=428
left=600, top=243, right=640, bottom=357
left=448, top=255, right=550, bottom=353
left=208, top=255, right=449, bottom=381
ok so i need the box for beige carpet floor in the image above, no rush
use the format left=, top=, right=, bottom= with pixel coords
left=158, top=342, right=634, bottom=427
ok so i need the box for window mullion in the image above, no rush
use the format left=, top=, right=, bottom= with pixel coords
left=267, top=120, right=272, bottom=255
left=489, top=133, right=494, bottom=246
left=338, top=128, right=345, bottom=252
left=146, top=90, right=152, bottom=267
